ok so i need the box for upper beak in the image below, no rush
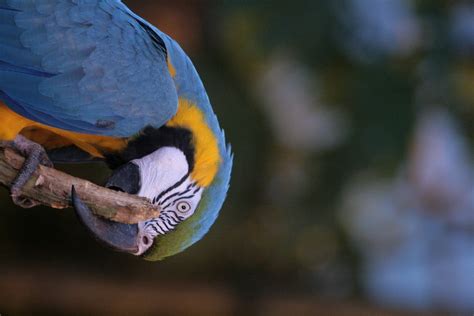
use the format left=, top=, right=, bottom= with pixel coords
left=72, top=186, right=140, bottom=254
left=105, top=162, right=141, bottom=194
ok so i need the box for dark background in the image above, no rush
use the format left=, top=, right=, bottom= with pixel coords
left=1, top=0, right=474, bottom=315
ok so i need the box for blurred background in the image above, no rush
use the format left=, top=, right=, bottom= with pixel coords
left=1, top=0, right=474, bottom=315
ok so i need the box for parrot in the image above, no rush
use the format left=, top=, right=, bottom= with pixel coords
left=0, top=0, right=232, bottom=260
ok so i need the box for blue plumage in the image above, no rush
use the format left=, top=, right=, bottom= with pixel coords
left=0, top=0, right=177, bottom=136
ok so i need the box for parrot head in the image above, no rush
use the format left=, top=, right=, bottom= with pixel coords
left=72, top=99, right=232, bottom=260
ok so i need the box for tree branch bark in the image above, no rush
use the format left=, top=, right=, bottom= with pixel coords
left=0, top=147, right=159, bottom=224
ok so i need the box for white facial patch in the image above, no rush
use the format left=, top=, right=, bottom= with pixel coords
left=135, top=177, right=203, bottom=255
left=132, top=147, right=189, bottom=201
left=131, top=147, right=203, bottom=255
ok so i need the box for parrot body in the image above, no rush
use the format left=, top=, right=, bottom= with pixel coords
left=0, top=0, right=232, bottom=260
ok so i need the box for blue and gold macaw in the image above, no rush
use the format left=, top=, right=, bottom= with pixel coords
left=0, top=0, right=232, bottom=260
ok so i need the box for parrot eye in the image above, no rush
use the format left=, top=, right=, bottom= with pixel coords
left=142, top=235, right=150, bottom=245
left=176, top=201, right=191, bottom=213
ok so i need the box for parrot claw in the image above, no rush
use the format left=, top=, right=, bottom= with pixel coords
left=71, top=186, right=140, bottom=254
left=9, top=135, right=52, bottom=208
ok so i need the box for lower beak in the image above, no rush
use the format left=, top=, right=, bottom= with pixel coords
left=71, top=186, right=140, bottom=254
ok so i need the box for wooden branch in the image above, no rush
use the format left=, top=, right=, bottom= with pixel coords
left=0, top=147, right=159, bottom=224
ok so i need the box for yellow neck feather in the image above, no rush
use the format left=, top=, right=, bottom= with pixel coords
left=166, top=98, right=221, bottom=187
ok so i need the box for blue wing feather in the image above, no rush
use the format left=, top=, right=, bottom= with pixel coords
left=0, top=0, right=177, bottom=137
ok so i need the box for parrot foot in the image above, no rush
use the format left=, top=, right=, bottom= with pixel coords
left=8, top=135, right=53, bottom=208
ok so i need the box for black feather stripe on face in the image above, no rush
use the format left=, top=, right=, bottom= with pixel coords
left=105, top=126, right=195, bottom=172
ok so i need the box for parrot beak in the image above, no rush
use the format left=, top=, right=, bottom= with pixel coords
left=104, top=162, right=141, bottom=194
left=71, top=186, right=140, bottom=254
